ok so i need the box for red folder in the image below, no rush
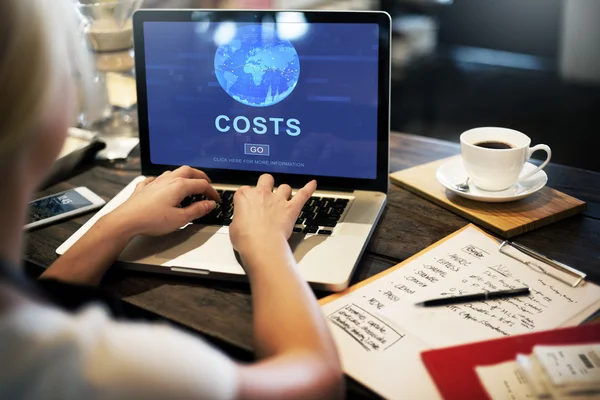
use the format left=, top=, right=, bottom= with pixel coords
left=421, top=324, right=600, bottom=400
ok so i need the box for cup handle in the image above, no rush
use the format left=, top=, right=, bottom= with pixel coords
left=518, top=144, right=552, bottom=181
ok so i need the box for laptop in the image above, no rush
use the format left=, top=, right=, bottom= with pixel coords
left=57, top=9, right=391, bottom=291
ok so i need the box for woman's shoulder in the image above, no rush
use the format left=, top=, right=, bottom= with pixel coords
left=0, top=293, right=112, bottom=352
left=0, top=292, right=239, bottom=400
left=0, top=297, right=105, bottom=398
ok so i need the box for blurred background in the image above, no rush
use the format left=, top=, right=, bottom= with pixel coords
left=142, top=0, right=600, bottom=172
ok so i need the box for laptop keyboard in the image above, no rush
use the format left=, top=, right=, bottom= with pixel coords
left=180, top=189, right=350, bottom=235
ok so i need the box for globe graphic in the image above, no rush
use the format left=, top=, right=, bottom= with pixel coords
left=214, top=25, right=300, bottom=107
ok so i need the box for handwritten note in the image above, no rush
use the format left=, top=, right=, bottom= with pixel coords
left=327, top=303, right=405, bottom=352
left=320, top=225, right=600, bottom=400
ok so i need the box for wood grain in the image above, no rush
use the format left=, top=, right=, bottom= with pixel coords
left=390, top=155, right=587, bottom=238
left=389, top=133, right=600, bottom=212
left=21, top=132, right=600, bottom=399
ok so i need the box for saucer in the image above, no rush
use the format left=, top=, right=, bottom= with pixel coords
left=436, top=158, right=548, bottom=203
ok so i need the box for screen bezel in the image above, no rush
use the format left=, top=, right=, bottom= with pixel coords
left=133, top=10, right=390, bottom=193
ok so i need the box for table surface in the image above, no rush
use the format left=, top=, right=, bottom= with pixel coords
left=24, top=132, right=600, bottom=398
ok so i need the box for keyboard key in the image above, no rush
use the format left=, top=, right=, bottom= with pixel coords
left=186, top=191, right=350, bottom=229
left=320, top=220, right=337, bottom=227
left=304, top=226, right=319, bottom=234
left=293, top=227, right=303, bottom=233
left=318, top=229, right=332, bottom=235
left=326, top=209, right=341, bottom=217
left=307, top=217, right=338, bottom=226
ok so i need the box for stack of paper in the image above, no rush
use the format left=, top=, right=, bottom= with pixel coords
left=476, top=343, right=600, bottom=400
left=518, top=344, right=600, bottom=399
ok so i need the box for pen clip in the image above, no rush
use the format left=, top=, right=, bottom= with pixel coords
left=498, top=241, right=586, bottom=288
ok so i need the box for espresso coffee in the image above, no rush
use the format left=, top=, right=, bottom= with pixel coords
left=474, top=141, right=515, bottom=150
left=461, top=127, right=552, bottom=191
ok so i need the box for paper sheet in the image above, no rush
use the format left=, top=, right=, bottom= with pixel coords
left=475, top=361, right=535, bottom=400
left=106, top=73, right=137, bottom=108
left=479, top=346, right=600, bottom=400
left=323, top=298, right=440, bottom=399
left=534, top=344, right=600, bottom=387
left=96, top=137, right=139, bottom=160
left=320, top=226, right=600, bottom=400
left=59, top=128, right=98, bottom=159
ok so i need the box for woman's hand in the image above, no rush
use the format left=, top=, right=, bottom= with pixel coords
left=227, top=175, right=343, bottom=399
left=229, top=174, right=316, bottom=255
left=111, top=166, right=221, bottom=237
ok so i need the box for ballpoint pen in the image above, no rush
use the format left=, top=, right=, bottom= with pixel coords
left=415, top=287, right=531, bottom=307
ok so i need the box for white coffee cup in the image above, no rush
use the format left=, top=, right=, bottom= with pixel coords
left=460, top=127, right=551, bottom=191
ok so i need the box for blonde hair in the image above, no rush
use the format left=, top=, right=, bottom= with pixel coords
left=0, top=0, right=94, bottom=164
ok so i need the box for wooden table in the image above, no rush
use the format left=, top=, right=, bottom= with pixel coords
left=24, top=132, right=600, bottom=398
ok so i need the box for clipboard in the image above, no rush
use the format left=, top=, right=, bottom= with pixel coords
left=496, top=240, right=586, bottom=287
left=318, top=224, right=600, bottom=400
left=320, top=224, right=587, bottom=307
left=320, top=224, right=471, bottom=306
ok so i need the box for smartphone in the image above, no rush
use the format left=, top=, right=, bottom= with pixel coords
left=25, top=187, right=106, bottom=230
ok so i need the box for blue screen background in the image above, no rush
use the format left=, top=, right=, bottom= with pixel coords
left=144, top=21, right=379, bottom=179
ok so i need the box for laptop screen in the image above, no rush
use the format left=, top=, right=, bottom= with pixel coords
left=143, top=20, right=379, bottom=179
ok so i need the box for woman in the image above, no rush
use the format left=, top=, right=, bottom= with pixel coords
left=0, top=1, right=343, bottom=398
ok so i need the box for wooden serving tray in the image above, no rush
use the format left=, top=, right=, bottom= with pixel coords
left=390, top=155, right=586, bottom=238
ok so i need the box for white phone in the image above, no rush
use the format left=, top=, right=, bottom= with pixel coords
left=25, top=187, right=106, bottom=230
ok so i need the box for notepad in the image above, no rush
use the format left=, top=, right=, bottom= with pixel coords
left=319, top=224, right=600, bottom=400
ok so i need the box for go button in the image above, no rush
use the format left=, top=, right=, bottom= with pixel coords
left=244, top=143, right=270, bottom=156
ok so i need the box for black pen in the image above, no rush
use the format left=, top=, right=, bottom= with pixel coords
left=415, top=287, right=531, bottom=307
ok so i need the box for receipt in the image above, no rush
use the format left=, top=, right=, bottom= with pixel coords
left=533, top=344, right=600, bottom=387
left=475, top=360, right=536, bottom=400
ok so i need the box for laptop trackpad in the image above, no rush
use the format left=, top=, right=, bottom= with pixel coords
left=119, top=226, right=329, bottom=266
left=119, top=224, right=222, bottom=262
left=289, top=233, right=328, bottom=263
